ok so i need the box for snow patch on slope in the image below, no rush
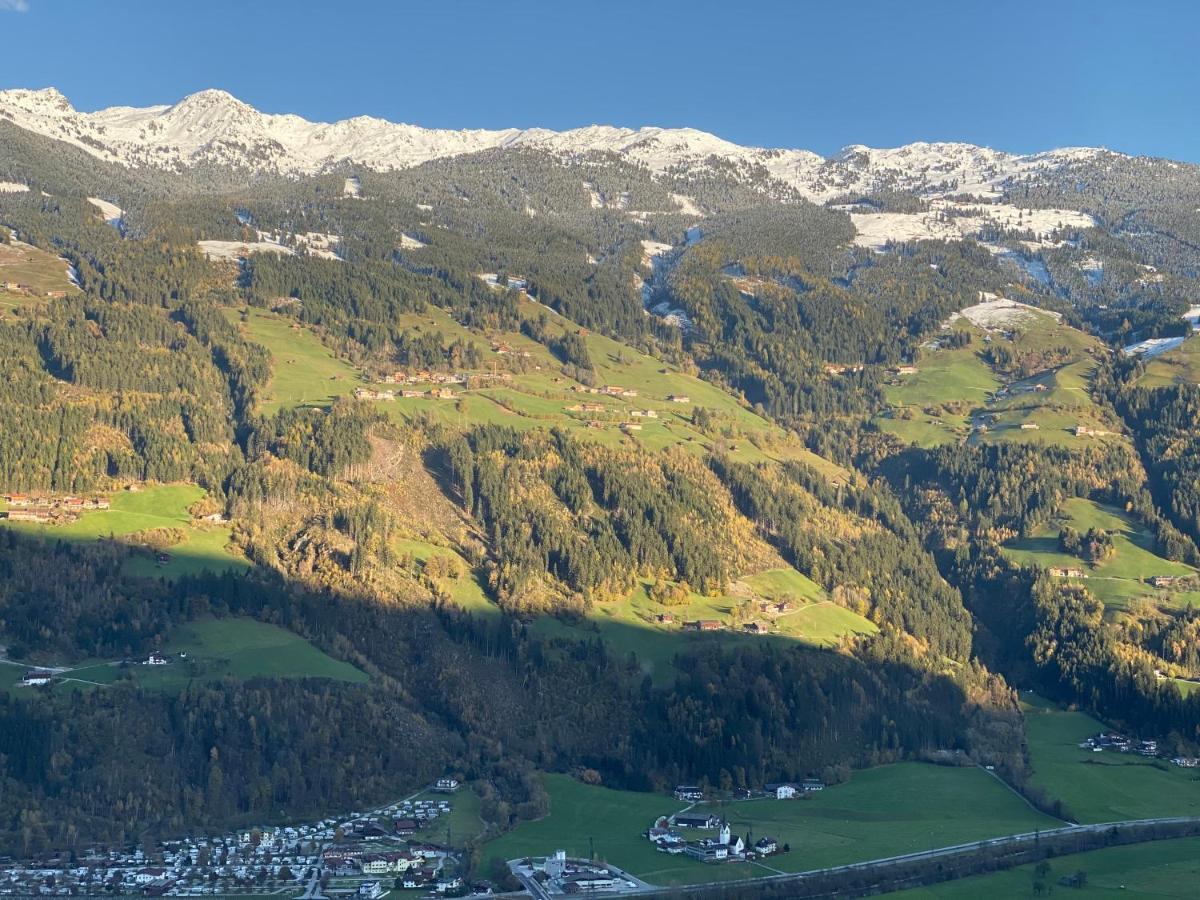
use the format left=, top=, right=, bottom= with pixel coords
left=851, top=200, right=1096, bottom=250
left=87, top=197, right=123, bottom=225
left=950, top=293, right=1062, bottom=331
left=0, top=181, right=29, bottom=193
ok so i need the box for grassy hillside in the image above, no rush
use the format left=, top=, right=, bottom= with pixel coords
left=481, top=766, right=1058, bottom=887
left=224, top=306, right=359, bottom=412
left=876, top=312, right=1123, bottom=449
left=54, top=617, right=366, bottom=692
left=894, top=835, right=1200, bottom=898
left=1022, top=694, right=1200, bottom=823
left=1003, top=498, right=1199, bottom=611
left=532, top=573, right=877, bottom=684
left=0, top=236, right=77, bottom=313
left=228, top=301, right=843, bottom=475
left=0, top=484, right=247, bottom=580
left=1139, top=334, right=1200, bottom=386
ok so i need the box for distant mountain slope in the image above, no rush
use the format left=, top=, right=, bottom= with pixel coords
left=0, top=86, right=1112, bottom=199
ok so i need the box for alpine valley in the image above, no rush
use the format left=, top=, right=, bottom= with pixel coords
left=2, top=86, right=1200, bottom=898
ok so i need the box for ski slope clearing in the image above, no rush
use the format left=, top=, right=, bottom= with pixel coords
left=1124, top=335, right=1188, bottom=359
left=86, top=197, right=123, bottom=225
left=198, top=239, right=293, bottom=262
left=851, top=200, right=1096, bottom=250
left=198, top=230, right=342, bottom=262
left=950, top=294, right=1062, bottom=331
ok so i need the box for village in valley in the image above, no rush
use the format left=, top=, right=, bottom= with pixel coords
left=0, top=780, right=475, bottom=899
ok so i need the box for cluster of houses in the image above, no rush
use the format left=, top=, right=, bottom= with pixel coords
left=571, top=384, right=641, bottom=399
left=0, top=786, right=472, bottom=897
left=2, top=493, right=110, bottom=524
left=355, top=386, right=459, bottom=402
left=646, top=817, right=779, bottom=864
left=380, top=370, right=467, bottom=386
left=0, top=280, right=67, bottom=298
left=1080, top=732, right=1159, bottom=757
left=515, top=851, right=637, bottom=896
left=0, top=825, right=323, bottom=897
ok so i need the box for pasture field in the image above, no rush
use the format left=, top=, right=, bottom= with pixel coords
left=0, top=484, right=247, bottom=580
left=532, top=573, right=876, bottom=684
left=228, top=301, right=841, bottom=474
left=877, top=315, right=1123, bottom=450
left=1021, top=694, right=1200, bottom=823
left=1003, top=498, right=1199, bottom=611
left=61, top=617, right=367, bottom=691
left=224, top=307, right=360, bottom=412
left=1139, top=334, right=1200, bottom=386
left=481, top=765, right=1057, bottom=887
left=894, top=835, right=1200, bottom=898
left=0, top=237, right=77, bottom=312
left=408, top=786, right=485, bottom=847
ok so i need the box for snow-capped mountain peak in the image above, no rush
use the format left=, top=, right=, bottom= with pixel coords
left=0, top=86, right=1113, bottom=199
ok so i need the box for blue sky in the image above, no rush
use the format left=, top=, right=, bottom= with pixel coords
left=0, top=0, right=1197, bottom=160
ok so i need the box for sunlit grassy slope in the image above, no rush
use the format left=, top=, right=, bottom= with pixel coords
left=0, top=484, right=247, bottom=580
left=1002, top=498, right=1199, bottom=611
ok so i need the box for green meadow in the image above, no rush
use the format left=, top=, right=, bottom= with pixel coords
left=59, top=617, right=367, bottom=692
left=481, top=765, right=1057, bottom=887
left=1021, top=694, right=1200, bottom=823
left=532, top=573, right=876, bottom=684
left=1139, top=334, right=1200, bottom=387
left=408, top=786, right=486, bottom=847
left=0, top=237, right=78, bottom=314
left=876, top=314, right=1123, bottom=450
left=224, top=306, right=360, bottom=412
left=229, top=301, right=842, bottom=473
left=0, top=484, right=247, bottom=580
left=1003, top=498, right=1199, bottom=612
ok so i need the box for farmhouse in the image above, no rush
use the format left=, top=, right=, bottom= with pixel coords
left=1149, top=575, right=1192, bottom=588
left=1048, top=567, right=1086, bottom=579
left=393, top=818, right=419, bottom=835
left=754, top=837, right=778, bottom=855
left=1020, top=422, right=1040, bottom=430
left=667, top=395, right=691, bottom=403
left=656, top=612, right=674, bottom=624
left=4, top=507, right=54, bottom=522
left=764, top=783, right=798, bottom=799
left=20, top=669, right=54, bottom=686
left=144, top=651, right=169, bottom=666
left=673, top=785, right=704, bottom=802
left=683, top=620, right=722, bottom=632
left=802, top=777, right=825, bottom=792
left=434, top=777, right=460, bottom=793
left=742, top=622, right=769, bottom=635
left=894, top=365, right=919, bottom=376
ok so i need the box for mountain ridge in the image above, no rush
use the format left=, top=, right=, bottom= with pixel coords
left=0, top=86, right=1116, bottom=200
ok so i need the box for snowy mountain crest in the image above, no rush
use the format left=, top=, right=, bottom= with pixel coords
left=0, top=87, right=1113, bottom=199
